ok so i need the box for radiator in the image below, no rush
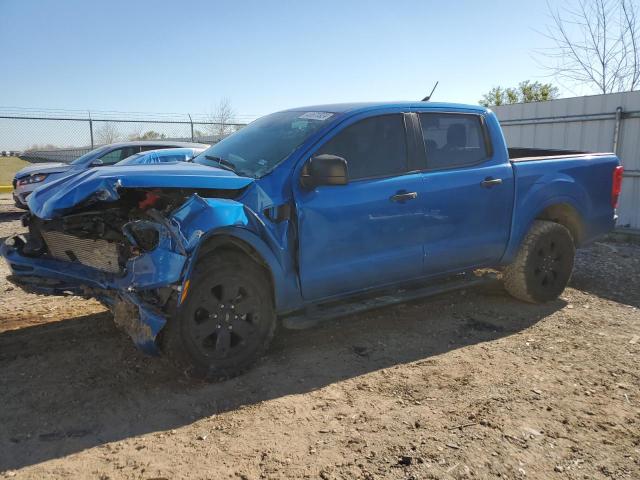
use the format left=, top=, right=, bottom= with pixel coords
left=42, top=230, right=122, bottom=274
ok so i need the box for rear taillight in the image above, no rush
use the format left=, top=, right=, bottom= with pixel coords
left=612, top=165, right=624, bottom=208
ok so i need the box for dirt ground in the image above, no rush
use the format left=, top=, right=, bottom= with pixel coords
left=0, top=193, right=638, bottom=480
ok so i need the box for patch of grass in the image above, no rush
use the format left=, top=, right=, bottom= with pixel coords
left=0, top=156, right=29, bottom=185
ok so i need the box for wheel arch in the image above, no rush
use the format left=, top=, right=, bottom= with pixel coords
left=502, top=195, right=586, bottom=264
left=534, top=202, right=585, bottom=246
left=182, top=227, right=303, bottom=313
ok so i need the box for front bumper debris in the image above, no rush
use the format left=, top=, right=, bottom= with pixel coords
left=1, top=220, right=187, bottom=354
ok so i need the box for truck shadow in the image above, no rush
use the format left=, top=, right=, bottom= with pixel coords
left=0, top=287, right=564, bottom=472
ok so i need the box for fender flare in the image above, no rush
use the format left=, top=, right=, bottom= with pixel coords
left=180, top=227, right=303, bottom=313
left=501, top=194, right=586, bottom=264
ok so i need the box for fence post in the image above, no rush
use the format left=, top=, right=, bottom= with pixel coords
left=188, top=114, right=194, bottom=142
left=88, top=111, right=94, bottom=149
left=613, top=106, right=623, bottom=155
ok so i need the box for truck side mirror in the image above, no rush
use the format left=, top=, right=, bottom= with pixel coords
left=300, top=154, right=348, bottom=189
left=91, top=158, right=104, bottom=166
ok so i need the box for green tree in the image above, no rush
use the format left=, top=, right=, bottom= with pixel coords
left=479, top=81, right=559, bottom=107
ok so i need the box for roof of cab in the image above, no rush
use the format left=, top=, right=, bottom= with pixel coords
left=284, top=102, right=489, bottom=115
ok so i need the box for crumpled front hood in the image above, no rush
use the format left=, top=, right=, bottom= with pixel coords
left=15, top=162, right=73, bottom=179
left=28, top=162, right=254, bottom=219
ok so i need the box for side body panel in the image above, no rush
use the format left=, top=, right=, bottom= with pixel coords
left=411, top=109, right=516, bottom=274
left=296, top=173, right=426, bottom=300
left=501, top=154, right=619, bottom=264
left=418, top=162, right=515, bottom=273
left=291, top=107, right=426, bottom=301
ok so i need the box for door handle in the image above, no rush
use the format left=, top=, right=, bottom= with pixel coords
left=481, top=177, right=503, bottom=188
left=390, top=191, right=418, bottom=202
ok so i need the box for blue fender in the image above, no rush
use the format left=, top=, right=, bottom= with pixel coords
left=501, top=174, right=589, bottom=263
left=170, top=195, right=302, bottom=313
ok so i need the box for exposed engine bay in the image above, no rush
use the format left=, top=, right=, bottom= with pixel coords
left=20, top=188, right=239, bottom=274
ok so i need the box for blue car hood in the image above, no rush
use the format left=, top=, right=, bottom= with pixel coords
left=28, top=162, right=254, bottom=219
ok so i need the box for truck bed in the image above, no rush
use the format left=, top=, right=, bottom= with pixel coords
left=508, top=147, right=596, bottom=161
left=508, top=147, right=617, bottom=164
left=503, top=150, right=619, bottom=262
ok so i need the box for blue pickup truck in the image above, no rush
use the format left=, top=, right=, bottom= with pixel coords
left=1, top=102, right=623, bottom=379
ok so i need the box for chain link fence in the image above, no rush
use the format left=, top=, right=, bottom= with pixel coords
left=0, top=109, right=250, bottom=163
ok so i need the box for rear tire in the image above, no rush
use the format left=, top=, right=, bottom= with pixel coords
left=162, top=251, right=276, bottom=380
left=504, top=220, right=575, bottom=303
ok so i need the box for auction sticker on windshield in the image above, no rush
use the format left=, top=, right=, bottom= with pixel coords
left=298, top=112, right=334, bottom=121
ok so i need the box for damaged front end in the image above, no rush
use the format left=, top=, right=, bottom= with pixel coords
left=2, top=165, right=255, bottom=354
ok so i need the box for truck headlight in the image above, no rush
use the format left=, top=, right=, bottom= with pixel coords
left=17, top=173, right=48, bottom=186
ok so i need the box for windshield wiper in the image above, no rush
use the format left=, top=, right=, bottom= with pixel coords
left=204, top=155, right=238, bottom=174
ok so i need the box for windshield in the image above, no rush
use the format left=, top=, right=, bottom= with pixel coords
left=70, top=145, right=111, bottom=165
left=194, top=110, right=335, bottom=178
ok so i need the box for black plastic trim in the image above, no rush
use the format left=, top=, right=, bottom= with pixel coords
left=479, top=114, right=494, bottom=158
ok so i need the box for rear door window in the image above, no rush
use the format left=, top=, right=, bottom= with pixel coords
left=418, top=113, right=488, bottom=170
left=99, top=146, right=140, bottom=165
left=316, top=114, right=408, bottom=180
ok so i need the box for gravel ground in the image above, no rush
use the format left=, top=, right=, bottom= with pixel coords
left=0, top=193, right=638, bottom=479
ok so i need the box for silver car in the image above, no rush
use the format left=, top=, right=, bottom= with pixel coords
left=12, top=141, right=209, bottom=209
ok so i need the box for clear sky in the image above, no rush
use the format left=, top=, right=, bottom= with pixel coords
left=1, top=0, right=573, bottom=119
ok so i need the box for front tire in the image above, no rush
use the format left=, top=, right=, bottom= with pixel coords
left=504, top=220, right=575, bottom=303
left=163, top=251, right=276, bottom=380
